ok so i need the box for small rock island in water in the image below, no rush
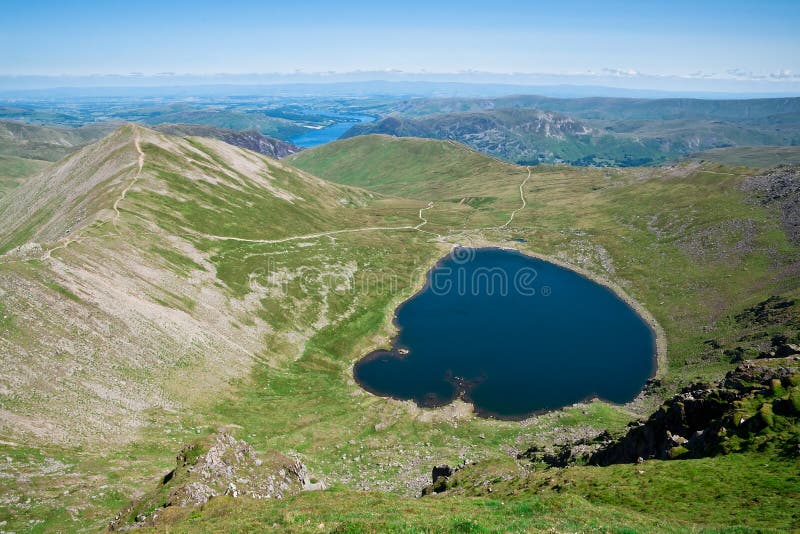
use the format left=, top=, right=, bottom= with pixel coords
left=354, top=247, right=656, bottom=419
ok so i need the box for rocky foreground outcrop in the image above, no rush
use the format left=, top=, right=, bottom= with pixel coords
left=110, top=432, right=321, bottom=530
left=589, top=357, right=800, bottom=466
left=514, top=356, right=800, bottom=470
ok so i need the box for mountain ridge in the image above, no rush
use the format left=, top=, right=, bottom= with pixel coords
left=152, top=123, right=302, bottom=159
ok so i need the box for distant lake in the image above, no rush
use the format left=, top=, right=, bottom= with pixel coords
left=354, top=248, right=656, bottom=419
left=289, top=114, right=374, bottom=148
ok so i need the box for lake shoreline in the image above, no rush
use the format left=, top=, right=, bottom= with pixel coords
left=435, top=237, right=668, bottom=381
left=351, top=244, right=665, bottom=420
left=500, top=245, right=668, bottom=381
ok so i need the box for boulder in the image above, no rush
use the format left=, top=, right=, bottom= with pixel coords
left=431, top=464, right=453, bottom=482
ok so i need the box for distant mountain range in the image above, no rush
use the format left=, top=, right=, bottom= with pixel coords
left=345, top=96, right=800, bottom=166
left=385, top=95, right=800, bottom=120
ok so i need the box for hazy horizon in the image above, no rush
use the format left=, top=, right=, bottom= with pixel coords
left=1, top=72, right=799, bottom=99
left=3, top=0, right=800, bottom=95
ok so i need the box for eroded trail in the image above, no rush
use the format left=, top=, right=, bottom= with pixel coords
left=113, top=132, right=145, bottom=226
left=415, top=202, right=434, bottom=230
left=198, top=201, right=440, bottom=244
left=501, top=167, right=531, bottom=228
left=40, top=132, right=145, bottom=260
left=195, top=225, right=419, bottom=245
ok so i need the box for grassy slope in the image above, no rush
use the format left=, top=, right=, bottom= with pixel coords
left=2, top=131, right=799, bottom=531
left=0, top=127, right=429, bottom=531
left=689, top=145, right=800, bottom=167
left=0, top=119, right=114, bottom=161
left=0, top=154, right=48, bottom=199
left=289, top=134, right=522, bottom=199
left=147, top=451, right=800, bottom=532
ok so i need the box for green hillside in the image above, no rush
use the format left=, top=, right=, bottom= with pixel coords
left=0, top=119, right=115, bottom=161
left=152, top=123, right=302, bottom=158
left=290, top=134, right=522, bottom=199
left=690, top=145, right=800, bottom=167
left=1, top=130, right=799, bottom=532
left=342, top=109, right=670, bottom=166
left=0, top=154, right=48, bottom=199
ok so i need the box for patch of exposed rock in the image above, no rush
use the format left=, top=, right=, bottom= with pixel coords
left=421, top=464, right=460, bottom=496
left=509, top=357, right=800, bottom=472
left=742, top=165, right=800, bottom=245
left=110, top=432, right=321, bottom=530
left=517, top=430, right=614, bottom=468
left=707, top=295, right=800, bottom=364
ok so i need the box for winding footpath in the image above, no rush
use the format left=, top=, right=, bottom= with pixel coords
left=501, top=167, right=531, bottom=228
left=40, top=131, right=145, bottom=260
left=30, top=141, right=533, bottom=262
left=112, top=132, right=145, bottom=226
left=196, top=200, right=443, bottom=245
left=195, top=225, right=418, bottom=245
left=415, top=202, right=434, bottom=230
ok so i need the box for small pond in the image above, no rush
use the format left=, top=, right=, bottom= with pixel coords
left=354, top=247, right=656, bottom=419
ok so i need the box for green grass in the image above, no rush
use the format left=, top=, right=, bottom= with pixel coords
left=147, top=451, right=800, bottom=532
left=0, top=206, right=52, bottom=254
left=689, top=146, right=800, bottom=167
left=148, top=488, right=674, bottom=533
left=149, top=245, right=206, bottom=275
left=0, top=155, right=48, bottom=199
left=290, top=135, right=524, bottom=200
left=2, top=130, right=799, bottom=532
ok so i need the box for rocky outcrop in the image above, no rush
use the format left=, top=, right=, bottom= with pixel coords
left=518, top=431, right=613, bottom=467
left=742, top=165, right=800, bottom=245
left=420, top=463, right=471, bottom=496
left=589, top=357, right=800, bottom=466
left=706, top=295, right=800, bottom=364
left=110, top=432, right=319, bottom=530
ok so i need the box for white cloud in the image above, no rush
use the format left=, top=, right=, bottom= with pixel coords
left=725, top=68, right=799, bottom=81
left=770, top=69, right=794, bottom=79
left=601, top=68, right=641, bottom=78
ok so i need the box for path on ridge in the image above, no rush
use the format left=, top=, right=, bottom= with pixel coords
left=32, top=141, right=533, bottom=261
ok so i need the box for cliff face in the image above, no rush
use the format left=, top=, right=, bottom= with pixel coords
left=590, top=357, right=800, bottom=466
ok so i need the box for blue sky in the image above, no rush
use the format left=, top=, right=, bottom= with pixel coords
left=2, top=0, right=799, bottom=90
